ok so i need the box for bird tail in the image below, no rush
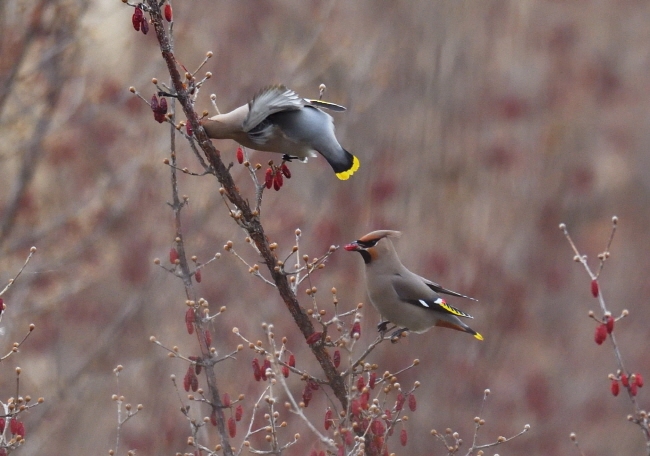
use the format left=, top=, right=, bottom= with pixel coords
left=331, top=150, right=360, bottom=180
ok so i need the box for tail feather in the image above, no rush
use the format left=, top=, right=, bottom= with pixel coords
left=333, top=152, right=360, bottom=180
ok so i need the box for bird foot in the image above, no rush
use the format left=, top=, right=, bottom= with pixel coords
left=157, top=90, right=179, bottom=99
left=390, top=328, right=408, bottom=343
left=377, top=321, right=391, bottom=334
left=282, top=154, right=299, bottom=162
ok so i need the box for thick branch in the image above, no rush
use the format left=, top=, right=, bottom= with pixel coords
left=145, top=0, right=347, bottom=410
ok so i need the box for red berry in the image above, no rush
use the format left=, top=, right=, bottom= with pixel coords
left=594, top=324, right=607, bottom=345
left=273, top=169, right=283, bottom=191
left=235, top=404, right=243, bottom=421
left=281, top=163, right=291, bottom=178
left=132, top=6, right=143, bottom=31
left=310, top=451, right=317, bottom=456
left=140, top=16, right=149, bottom=34
left=635, top=373, right=644, bottom=388
left=605, top=315, right=614, bottom=334
left=396, top=393, right=405, bottom=411
left=194, top=360, right=202, bottom=376
left=400, top=429, right=407, bottom=446
left=236, top=147, right=244, bottom=164
left=306, top=332, right=322, bottom=345
left=0, top=418, right=4, bottom=433
left=186, top=122, right=193, bottom=136
left=371, top=419, right=385, bottom=436
left=195, top=269, right=202, bottom=283
left=282, top=365, right=289, bottom=378
left=591, top=279, right=599, bottom=298
left=164, top=3, right=173, bottom=21
left=265, top=168, right=273, bottom=189
left=252, top=358, right=261, bottom=381
left=210, top=410, right=217, bottom=426
left=288, top=354, right=296, bottom=368
left=15, top=421, right=24, bottom=438
left=631, top=382, right=638, bottom=396
left=204, top=329, right=212, bottom=347
left=350, top=321, right=361, bottom=338
left=159, top=97, right=168, bottom=114
left=357, top=376, right=365, bottom=390
left=350, top=399, right=360, bottom=416
left=223, top=393, right=231, bottom=408
left=324, top=409, right=333, bottom=430
left=170, top=247, right=179, bottom=264
left=261, top=359, right=271, bottom=381
left=333, top=350, right=340, bottom=368
left=369, top=372, right=377, bottom=389
left=360, top=391, right=369, bottom=410
left=190, top=372, right=199, bottom=392
left=337, top=446, right=344, bottom=456
left=408, top=394, right=417, bottom=411
left=302, top=384, right=313, bottom=407
left=183, top=366, right=193, bottom=392
left=228, top=417, right=236, bottom=437
left=621, top=373, right=629, bottom=387
left=185, top=308, right=195, bottom=335
left=9, top=418, right=18, bottom=435
left=611, top=379, right=619, bottom=396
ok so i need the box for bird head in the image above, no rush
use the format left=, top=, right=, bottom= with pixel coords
left=344, top=230, right=401, bottom=264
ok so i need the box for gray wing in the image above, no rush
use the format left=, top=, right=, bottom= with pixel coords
left=306, top=99, right=347, bottom=112
left=242, top=86, right=306, bottom=133
left=391, top=273, right=475, bottom=318
left=421, top=276, right=477, bottom=301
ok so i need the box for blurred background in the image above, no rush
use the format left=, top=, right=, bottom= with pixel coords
left=1, top=0, right=650, bottom=454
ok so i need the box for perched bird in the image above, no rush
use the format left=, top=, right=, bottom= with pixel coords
left=201, top=85, right=360, bottom=180
left=344, top=230, right=483, bottom=341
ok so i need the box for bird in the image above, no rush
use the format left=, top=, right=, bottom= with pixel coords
left=344, top=230, right=483, bottom=341
left=201, top=85, right=360, bottom=180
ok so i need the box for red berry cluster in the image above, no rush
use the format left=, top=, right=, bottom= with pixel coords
left=611, top=372, right=644, bottom=397
left=302, top=379, right=319, bottom=407
left=183, top=364, right=199, bottom=392
left=327, top=372, right=416, bottom=453
left=0, top=417, right=25, bottom=439
left=211, top=393, right=242, bottom=436
left=251, top=358, right=272, bottom=381
left=131, top=6, right=149, bottom=34
left=151, top=94, right=168, bottom=123
left=264, top=164, right=291, bottom=191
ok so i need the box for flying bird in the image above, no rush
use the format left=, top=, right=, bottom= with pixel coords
left=201, top=85, right=360, bottom=180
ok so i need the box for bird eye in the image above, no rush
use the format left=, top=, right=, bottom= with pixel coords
left=357, top=239, right=378, bottom=248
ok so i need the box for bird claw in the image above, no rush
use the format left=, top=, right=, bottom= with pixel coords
left=282, top=154, right=299, bottom=162
left=390, top=328, right=408, bottom=343
left=157, top=90, right=179, bottom=99
left=377, top=321, right=390, bottom=334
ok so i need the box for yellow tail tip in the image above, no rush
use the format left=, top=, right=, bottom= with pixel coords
left=335, top=156, right=360, bottom=180
left=474, top=332, right=484, bottom=341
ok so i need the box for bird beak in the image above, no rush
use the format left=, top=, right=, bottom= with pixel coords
left=344, top=241, right=361, bottom=251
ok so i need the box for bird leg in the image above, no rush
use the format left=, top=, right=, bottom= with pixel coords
left=390, top=328, right=408, bottom=343
left=282, top=154, right=300, bottom=162
left=157, top=90, right=179, bottom=99
left=377, top=320, right=391, bottom=334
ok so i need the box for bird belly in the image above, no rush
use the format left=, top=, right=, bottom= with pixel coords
left=247, top=130, right=316, bottom=159
left=367, top=284, right=437, bottom=333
